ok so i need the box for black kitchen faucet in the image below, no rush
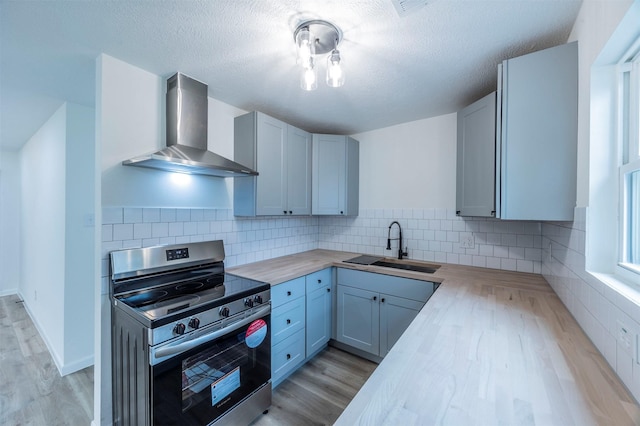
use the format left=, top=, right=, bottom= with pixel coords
left=386, top=221, right=408, bottom=260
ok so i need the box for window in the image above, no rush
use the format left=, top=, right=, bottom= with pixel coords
left=619, top=42, right=640, bottom=275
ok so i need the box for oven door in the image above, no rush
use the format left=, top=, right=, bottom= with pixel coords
left=150, top=308, right=271, bottom=426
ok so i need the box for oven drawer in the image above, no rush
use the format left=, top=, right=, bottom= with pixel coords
left=272, top=328, right=305, bottom=384
left=271, top=295, right=305, bottom=346
left=272, top=277, right=305, bottom=307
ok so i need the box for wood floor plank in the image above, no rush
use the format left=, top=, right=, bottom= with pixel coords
left=0, top=295, right=93, bottom=426
left=252, top=346, right=377, bottom=426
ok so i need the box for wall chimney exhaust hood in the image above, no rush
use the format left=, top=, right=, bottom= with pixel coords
left=123, top=73, right=258, bottom=177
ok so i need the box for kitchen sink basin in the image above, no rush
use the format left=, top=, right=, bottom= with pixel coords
left=343, top=255, right=440, bottom=274
left=370, top=260, right=439, bottom=274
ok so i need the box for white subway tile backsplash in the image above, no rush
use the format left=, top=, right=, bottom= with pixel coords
left=542, top=206, right=640, bottom=403
left=113, top=223, right=134, bottom=241
left=123, top=207, right=142, bottom=223
left=176, top=208, right=191, bottom=222
left=143, top=208, right=160, bottom=223
left=160, top=209, right=177, bottom=223
left=152, top=223, right=169, bottom=238
left=103, top=207, right=123, bottom=224
left=102, top=225, right=113, bottom=242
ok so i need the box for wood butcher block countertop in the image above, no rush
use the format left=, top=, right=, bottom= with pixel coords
left=228, top=249, right=640, bottom=425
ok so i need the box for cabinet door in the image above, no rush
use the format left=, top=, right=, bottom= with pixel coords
left=379, top=295, right=424, bottom=358
left=336, top=285, right=379, bottom=356
left=456, top=92, right=496, bottom=217
left=256, top=114, right=287, bottom=216
left=287, top=126, right=312, bottom=215
left=312, top=134, right=346, bottom=215
left=498, top=42, right=577, bottom=220
left=306, top=285, right=331, bottom=356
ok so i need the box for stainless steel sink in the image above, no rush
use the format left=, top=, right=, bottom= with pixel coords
left=370, top=260, right=439, bottom=274
left=343, top=255, right=440, bottom=274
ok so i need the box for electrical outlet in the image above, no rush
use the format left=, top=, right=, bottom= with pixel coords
left=460, top=234, right=475, bottom=249
left=618, top=320, right=632, bottom=355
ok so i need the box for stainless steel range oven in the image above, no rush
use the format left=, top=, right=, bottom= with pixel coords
left=110, top=240, right=271, bottom=426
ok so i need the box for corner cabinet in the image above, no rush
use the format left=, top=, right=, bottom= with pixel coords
left=312, top=134, right=359, bottom=216
left=336, top=268, right=436, bottom=359
left=234, top=111, right=312, bottom=216
left=456, top=41, right=578, bottom=221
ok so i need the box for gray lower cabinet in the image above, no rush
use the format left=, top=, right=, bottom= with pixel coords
left=312, top=134, right=359, bottom=216
left=271, top=268, right=334, bottom=388
left=271, top=277, right=306, bottom=387
left=379, top=294, right=424, bottom=357
left=305, top=268, right=332, bottom=357
left=234, top=111, right=311, bottom=216
left=336, top=268, right=436, bottom=359
left=336, top=285, right=379, bottom=354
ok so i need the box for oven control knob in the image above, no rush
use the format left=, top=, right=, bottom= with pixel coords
left=188, top=318, right=200, bottom=329
left=254, top=295, right=263, bottom=305
left=244, top=298, right=254, bottom=308
left=173, top=323, right=186, bottom=335
left=219, top=307, right=230, bottom=318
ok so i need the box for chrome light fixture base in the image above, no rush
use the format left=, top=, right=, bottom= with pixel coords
left=293, top=20, right=342, bottom=56
left=293, top=19, right=345, bottom=90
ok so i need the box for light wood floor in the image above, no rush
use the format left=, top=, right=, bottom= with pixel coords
left=0, top=294, right=93, bottom=426
left=252, top=346, right=378, bottom=426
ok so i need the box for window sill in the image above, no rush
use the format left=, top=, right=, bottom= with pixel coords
left=588, top=270, right=640, bottom=308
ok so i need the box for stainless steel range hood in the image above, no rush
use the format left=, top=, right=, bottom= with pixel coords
left=123, top=73, right=258, bottom=177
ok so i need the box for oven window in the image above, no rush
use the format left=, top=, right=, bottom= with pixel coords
left=152, top=314, right=271, bottom=426
left=182, top=336, right=248, bottom=411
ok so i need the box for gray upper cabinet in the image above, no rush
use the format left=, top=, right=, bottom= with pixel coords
left=234, top=111, right=311, bottom=216
left=456, top=42, right=578, bottom=221
left=456, top=92, right=497, bottom=217
left=312, top=134, right=359, bottom=216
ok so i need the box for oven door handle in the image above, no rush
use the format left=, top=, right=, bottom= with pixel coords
left=154, top=306, right=270, bottom=360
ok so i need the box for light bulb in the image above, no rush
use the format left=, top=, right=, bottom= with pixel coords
left=326, top=49, right=345, bottom=87
left=301, top=57, right=317, bottom=91
left=296, top=27, right=314, bottom=65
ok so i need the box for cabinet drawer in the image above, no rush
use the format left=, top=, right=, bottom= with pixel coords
left=271, top=296, right=305, bottom=346
left=305, top=268, right=332, bottom=293
left=272, top=277, right=305, bottom=307
left=272, top=329, right=305, bottom=384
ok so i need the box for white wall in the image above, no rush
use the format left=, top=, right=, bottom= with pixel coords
left=18, top=102, right=95, bottom=376
left=0, top=150, right=20, bottom=296
left=64, top=102, right=96, bottom=372
left=20, top=104, right=67, bottom=366
left=355, top=113, right=457, bottom=209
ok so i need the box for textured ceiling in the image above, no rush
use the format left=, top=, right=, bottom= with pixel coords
left=0, top=0, right=582, bottom=150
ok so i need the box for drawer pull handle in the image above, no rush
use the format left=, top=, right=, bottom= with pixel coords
left=381, top=298, right=385, bottom=303
left=287, top=291, right=292, bottom=296
left=317, top=279, right=322, bottom=283
left=286, top=353, right=291, bottom=360
left=327, top=288, right=330, bottom=293
left=373, top=296, right=377, bottom=301
left=286, top=319, right=291, bottom=324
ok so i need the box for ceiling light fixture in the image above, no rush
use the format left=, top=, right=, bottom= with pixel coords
left=293, top=20, right=344, bottom=91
